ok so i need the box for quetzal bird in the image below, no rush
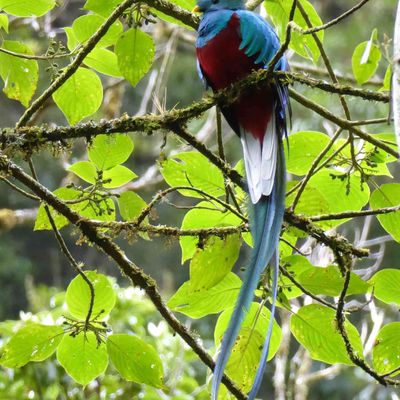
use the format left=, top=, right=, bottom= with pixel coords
left=193, top=0, right=289, bottom=398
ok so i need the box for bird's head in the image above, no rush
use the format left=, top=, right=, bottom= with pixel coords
left=192, top=0, right=245, bottom=13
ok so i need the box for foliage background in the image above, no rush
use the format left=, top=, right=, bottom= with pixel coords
left=0, top=0, right=398, bottom=399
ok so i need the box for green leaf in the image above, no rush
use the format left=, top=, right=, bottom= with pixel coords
left=103, top=165, right=137, bottom=188
left=78, top=195, right=116, bottom=222
left=34, top=187, right=81, bottom=231
left=168, top=273, right=241, bottom=319
left=280, top=255, right=315, bottom=299
left=382, top=65, right=391, bottom=91
left=352, top=30, right=381, bottom=85
left=68, top=161, right=97, bottom=184
left=0, top=0, right=55, bottom=17
left=180, top=202, right=242, bottom=262
left=284, top=131, right=333, bottom=176
left=288, top=170, right=370, bottom=228
left=214, top=303, right=281, bottom=393
left=89, top=134, right=134, bottom=170
left=53, top=67, right=103, bottom=125
left=57, top=331, right=108, bottom=385
left=160, top=152, right=225, bottom=198
left=115, top=29, right=155, bottom=87
left=296, top=265, right=370, bottom=297
left=265, top=0, right=323, bottom=63
left=35, top=187, right=116, bottom=230
left=0, top=41, right=38, bottom=106
left=83, top=0, right=122, bottom=17
left=66, top=271, right=116, bottom=321
left=290, top=304, right=363, bottom=365
left=369, top=269, right=400, bottom=305
left=118, top=192, right=147, bottom=221
left=64, top=27, right=80, bottom=51
left=370, top=184, right=400, bottom=242
left=0, top=13, right=9, bottom=32
left=356, top=133, right=397, bottom=177
left=373, top=323, right=400, bottom=375
left=85, top=48, right=122, bottom=77
left=72, top=14, right=123, bottom=48
left=190, top=234, right=241, bottom=291
left=107, top=334, right=164, bottom=388
left=0, top=324, right=64, bottom=368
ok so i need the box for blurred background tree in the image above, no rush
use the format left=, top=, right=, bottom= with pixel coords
left=0, top=0, right=397, bottom=399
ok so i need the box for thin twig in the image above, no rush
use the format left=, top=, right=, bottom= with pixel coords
left=0, top=176, right=39, bottom=200
left=309, top=205, right=400, bottom=221
left=290, top=129, right=342, bottom=211
left=279, top=266, right=337, bottom=310
left=266, top=0, right=297, bottom=74
left=46, top=205, right=95, bottom=326
left=0, top=46, right=79, bottom=61
left=334, top=251, right=387, bottom=385
left=295, top=0, right=371, bottom=34
left=288, top=88, right=398, bottom=158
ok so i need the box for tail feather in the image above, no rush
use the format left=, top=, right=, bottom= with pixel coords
left=248, top=142, right=286, bottom=400
left=211, top=140, right=286, bottom=400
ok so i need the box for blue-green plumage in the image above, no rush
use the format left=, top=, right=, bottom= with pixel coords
left=195, top=1, right=289, bottom=398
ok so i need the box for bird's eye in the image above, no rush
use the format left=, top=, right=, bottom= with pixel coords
left=211, top=0, right=219, bottom=4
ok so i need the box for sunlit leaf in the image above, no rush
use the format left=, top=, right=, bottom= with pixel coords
left=296, top=265, right=370, bottom=297
left=72, top=14, right=123, bottom=47
left=0, top=41, right=38, bottom=106
left=89, top=134, right=134, bottom=171
left=160, top=152, right=226, bottom=198
left=66, top=271, right=116, bottom=321
left=0, top=0, right=55, bottom=17
left=284, top=131, right=333, bottom=176
left=288, top=170, right=370, bottom=229
left=382, top=65, right=391, bottom=91
left=168, top=273, right=241, bottom=318
left=85, top=48, right=122, bottom=77
left=369, top=269, right=400, bottom=305
left=265, top=0, right=323, bottom=63
left=107, top=334, right=164, bottom=388
left=57, top=331, right=108, bottom=385
left=290, top=304, right=363, bottom=365
left=115, top=29, right=155, bottom=87
left=214, top=303, right=281, bottom=393
left=0, top=13, right=9, bottom=32
left=83, top=0, right=122, bottom=17
left=180, top=201, right=243, bottom=262
left=373, top=323, right=400, bottom=375
left=190, top=234, right=241, bottom=290
left=0, top=324, right=63, bottom=368
left=352, top=30, right=381, bottom=85
left=118, top=192, right=147, bottom=221
left=102, top=165, right=137, bottom=188
left=53, top=67, right=103, bottom=124
left=34, top=187, right=81, bottom=231
left=370, top=184, right=400, bottom=242
left=68, top=161, right=97, bottom=184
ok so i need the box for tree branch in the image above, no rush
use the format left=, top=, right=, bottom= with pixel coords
left=0, top=152, right=247, bottom=400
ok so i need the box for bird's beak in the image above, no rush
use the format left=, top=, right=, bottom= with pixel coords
left=192, top=5, right=202, bottom=13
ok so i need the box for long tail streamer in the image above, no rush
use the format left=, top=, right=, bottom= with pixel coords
left=211, top=138, right=286, bottom=400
